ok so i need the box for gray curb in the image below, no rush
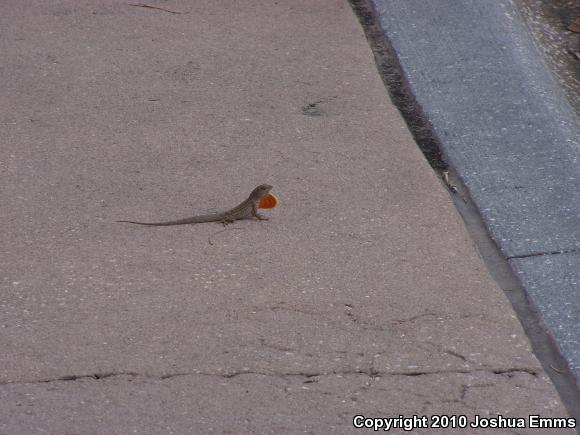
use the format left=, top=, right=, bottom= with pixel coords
left=368, top=0, right=580, bottom=384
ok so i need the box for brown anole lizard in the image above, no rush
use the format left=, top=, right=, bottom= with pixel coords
left=116, top=184, right=273, bottom=226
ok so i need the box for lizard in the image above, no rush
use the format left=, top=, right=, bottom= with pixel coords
left=116, top=184, right=273, bottom=226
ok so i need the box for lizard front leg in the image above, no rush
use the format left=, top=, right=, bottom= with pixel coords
left=252, top=203, right=269, bottom=220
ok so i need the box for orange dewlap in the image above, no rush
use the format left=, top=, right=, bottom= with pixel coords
left=258, top=192, right=278, bottom=209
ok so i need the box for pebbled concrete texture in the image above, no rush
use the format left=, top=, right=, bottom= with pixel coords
left=370, top=0, right=580, bottom=389
left=372, top=0, right=580, bottom=259
left=511, top=252, right=580, bottom=383
left=0, top=0, right=575, bottom=433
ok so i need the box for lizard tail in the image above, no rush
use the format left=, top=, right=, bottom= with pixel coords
left=115, top=214, right=226, bottom=226
left=115, top=220, right=167, bottom=226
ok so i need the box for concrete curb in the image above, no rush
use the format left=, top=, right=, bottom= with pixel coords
left=366, top=0, right=580, bottom=386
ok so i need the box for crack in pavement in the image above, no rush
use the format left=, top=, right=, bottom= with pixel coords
left=0, top=367, right=540, bottom=386
left=507, top=248, right=580, bottom=260
left=444, top=349, right=468, bottom=362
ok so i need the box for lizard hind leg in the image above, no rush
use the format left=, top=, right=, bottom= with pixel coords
left=220, top=217, right=235, bottom=227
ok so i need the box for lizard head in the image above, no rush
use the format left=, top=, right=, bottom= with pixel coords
left=250, top=184, right=273, bottom=199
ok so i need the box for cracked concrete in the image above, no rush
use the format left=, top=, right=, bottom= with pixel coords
left=1, top=366, right=546, bottom=387
left=0, top=371, right=568, bottom=434
left=507, top=249, right=580, bottom=260
left=0, top=0, right=575, bottom=432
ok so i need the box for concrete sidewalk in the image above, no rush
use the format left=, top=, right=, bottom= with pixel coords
left=0, top=0, right=574, bottom=433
